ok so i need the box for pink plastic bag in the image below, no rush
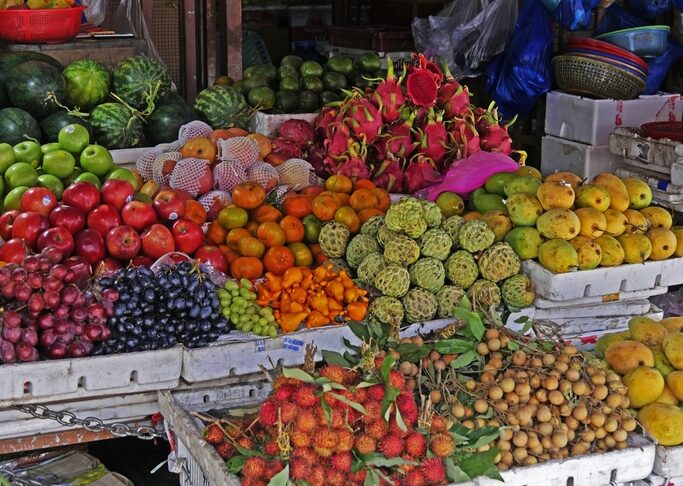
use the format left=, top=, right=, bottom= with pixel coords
left=418, top=151, right=520, bottom=200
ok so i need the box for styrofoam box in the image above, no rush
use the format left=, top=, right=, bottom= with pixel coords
left=523, top=259, right=683, bottom=301
left=541, top=135, right=625, bottom=179
left=248, top=111, right=318, bottom=138
left=563, top=327, right=629, bottom=352
left=534, top=286, right=668, bottom=309
left=626, top=473, right=683, bottom=486
left=653, top=444, right=683, bottom=478
left=0, top=347, right=183, bottom=407
left=610, top=127, right=683, bottom=174
left=545, top=91, right=682, bottom=146
left=616, top=167, right=683, bottom=200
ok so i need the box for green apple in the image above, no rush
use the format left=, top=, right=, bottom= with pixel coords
left=42, top=150, right=76, bottom=179
left=58, top=124, right=90, bottom=154
left=4, top=186, right=28, bottom=210
left=62, top=167, right=83, bottom=187
left=107, top=167, right=139, bottom=190
left=13, top=141, right=41, bottom=167
left=37, top=174, right=64, bottom=199
left=134, top=193, right=152, bottom=204
left=5, top=163, right=38, bottom=189
left=0, top=143, right=15, bottom=175
left=79, top=144, right=113, bottom=177
left=74, top=172, right=102, bottom=189
left=41, top=143, right=61, bottom=155
left=0, top=177, right=5, bottom=200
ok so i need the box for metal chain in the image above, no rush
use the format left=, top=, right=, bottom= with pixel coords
left=11, top=404, right=167, bottom=441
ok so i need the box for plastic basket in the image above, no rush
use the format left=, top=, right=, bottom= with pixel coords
left=242, top=30, right=271, bottom=69
left=0, top=6, right=85, bottom=43
left=596, top=26, right=670, bottom=58
left=552, top=55, right=646, bottom=100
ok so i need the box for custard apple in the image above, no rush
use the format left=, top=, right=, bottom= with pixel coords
left=374, top=265, right=411, bottom=298
left=319, top=221, right=349, bottom=258
left=402, top=288, right=438, bottom=323
left=384, top=235, right=420, bottom=266
left=360, top=215, right=385, bottom=237
left=346, top=234, right=380, bottom=268
left=436, top=285, right=466, bottom=318
left=368, top=296, right=404, bottom=325
left=421, top=200, right=443, bottom=228
left=409, top=258, right=445, bottom=293
left=445, top=251, right=479, bottom=289
left=357, top=253, right=387, bottom=285
left=467, top=279, right=502, bottom=309
left=385, top=197, right=422, bottom=232
left=459, top=220, right=495, bottom=253
left=419, top=229, right=453, bottom=261
left=377, top=224, right=399, bottom=248
left=403, top=211, right=428, bottom=239
left=501, top=274, right=535, bottom=309
left=442, top=215, right=465, bottom=248
left=478, top=242, right=521, bottom=282
left=327, top=258, right=351, bottom=274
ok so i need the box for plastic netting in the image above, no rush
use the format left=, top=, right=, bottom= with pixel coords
left=276, top=158, right=322, bottom=187
left=178, top=121, right=213, bottom=146
left=198, top=190, right=232, bottom=218
left=217, top=137, right=260, bottom=167
left=168, top=158, right=213, bottom=197
left=213, top=160, right=247, bottom=193
left=151, top=151, right=183, bottom=185
left=247, top=162, right=280, bottom=191
left=271, top=185, right=293, bottom=206
left=136, top=148, right=164, bottom=181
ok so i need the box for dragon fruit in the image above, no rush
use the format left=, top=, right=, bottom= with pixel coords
left=381, top=112, right=417, bottom=160
left=307, top=144, right=328, bottom=177
left=403, top=156, right=442, bottom=193
left=437, top=64, right=471, bottom=119
left=325, top=126, right=353, bottom=161
left=337, top=142, right=371, bottom=180
left=346, top=97, right=383, bottom=144
left=278, top=119, right=315, bottom=148
left=315, top=106, right=339, bottom=139
left=405, top=54, right=441, bottom=107
left=449, top=117, right=481, bottom=160
left=415, top=110, right=448, bottom=165
left=271, top=138, right=304, bottom=159
left=371, top=57, right=405, bottom=124
left=475, top=103, right=515, bottom=155
left=372, top=159, right=404, bottom=192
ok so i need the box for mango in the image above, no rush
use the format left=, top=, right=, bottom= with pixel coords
left=604, top=340, right=654, bottom=374
left=479, top=210, right=512, bottom=242
left=595, top=234, right=625, bottom=267
left=624, top=208, right=650, bottom=234
left=516, top=166, right=542, bottom=180
left=595, top=330, right=630, bottom=357
left=536, top=209, right=580, bottom=240
left=504, top=227, right=544, bottom=260
left=623, top=178, right=653, bottom=209
left=671, top=226, right=683, bottom=257
left=654, top=350, right=675, bottom=378
left=570, top=237, right=602, bottom=270
left=646, top=228, right=677, bottom=261
left=485, top=172, right=518, bottom=196
left=506, top=193, right=543, bottom=226
left=536, top=181, right=575, bottom=211
left=638, top=403, right=683, bottom=446
left=603, top=209, right=628, bottom=237
left=575, top=184, right=611, bottom=212
left=663, top=333, right=683, bottom=370
left=666, top=370, right=683, bottom=400
left=436, top=192, right=465, bottom=217
left=617, top=233, right=652, bottom=264
left=628, top=316, right=667, bottom=347
left=537, top=239, right=578, bottom=273
left=624, top=366, right=664, bottom=408
left=473, top=192, right=507, bottom=214
left=641, top=207, right=673, bottom=230
left=504, top=176, right=542, bottom=197
left=656, top=385, right=680, bottom=405
left=660, top=316, right=683, bottom=333
left=575, top=207, right=606, bottom=238
left=592, top=173, right=630, bottom=212
left=544, top=171, right=583, bottom=190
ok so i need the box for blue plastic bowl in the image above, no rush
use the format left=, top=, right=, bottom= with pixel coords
left=595, top=26, right=670, bottom=58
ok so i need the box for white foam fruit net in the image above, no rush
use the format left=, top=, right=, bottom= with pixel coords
left=199, top=190, right=232, bottom=214
left=276, top=158, right=322, bottom=187
left=217, top=137, right=260, bottom=167
left=152, top=151, right=183, bottom=185
left=168, top=158, right=212, bottom=197
left=178, top=120, right=213, bottom=145
left=136, top=148, right=164, bottom=181
left=248, top=162, right=280, bottom=191
left=271, top=185, right=293, bottom=206
left=213, top=161, right=247, bottom=193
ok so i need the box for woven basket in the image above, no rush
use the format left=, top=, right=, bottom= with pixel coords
left=553, top=55, right=646, bottom=100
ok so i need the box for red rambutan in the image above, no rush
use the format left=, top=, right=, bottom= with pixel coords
left=430, top=416, right=448, bottom=434
left=336, top=429, right=355, bottom=452
left=319, top=364, right=348, bottom=384
left=273, top=383, right=297, bottom=403
left=389, top=370, right=406, bottom=390
left=388, top=418, right=409, bottom=438
left=313, top=445, right=334, bottom=458
left=330, top=451, right=353, bottom=472
left=430, top=432, right=455, bottom=458
left=279, top=401, right=298, bottom=423
left=353, top=386, right=368, bottom=403
left=363, top=401, right=383, bottom=423
left=241, top=479, right=267, bottom=486
left=351, top=469, right=367, bottom=483
left=354, top=434, right=377, bottom=454
left=265, top=460, right=283, bottom=480
left=401, top=453, right=417, bottom=474
left=309, top=465, right=326, bottom=486
left=405, top=432, right=428, bottom=457
left=367, top=419, right=389, bottom=440
left=291, top=447, right=316, bottom=465
left=405, top=469, right=428, bottom=486
left=314, top=428, right=338, bottom=450
left=326, top=467, right=345, bottom=486
left=295, top=409, right=317, bottom=433
left=374, top=356, right=384, bottom=369
left=294, top=385, right=318, bottom=408
left=258, top=400, right=278, bottom=427
left=290, top=430, right=311, bottom=448
left=421, top=457, right=446, bottom=484
left=379, top=434, right=404, bottom=458
left=215, top=441, right=235, bottom=459
left=204, top=424, right=224, bottom=444
left=264, top=440, right=280, bottom=456
left=242, top=456, right=267, bottom=480
left=237, top=436, right=253, bottom=450
left=368, top=384, right=386, bottom=401
left=290, top=457, right=311, bottom=480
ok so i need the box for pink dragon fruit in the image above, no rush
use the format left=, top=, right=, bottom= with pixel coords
left=449, top=117, right=481, bottom=160
left=307, top=144, right=328, bottom=177
left=371, top=57, right=405, bottom=124
left=372, top=159, right=404, bottom=193
left=271, top=138, right=304, bottom=159
left=414, top=109, right=448, bottom=166
left=437, top=63, right=471, bottom=118
left=315, top=106, right=339, bottom=139
left=336, top=142, right=370, bottom=180
left=403, top=156, right=443, bottom=193
left=405, top=53, right=441, bottom=108
left=278, top=119, right=315, bottom=148
left=324, top=127, right=352, bottom=161
left=346, top=97, right=383, bottom=144
left=381, top=112, right=417, bottom=160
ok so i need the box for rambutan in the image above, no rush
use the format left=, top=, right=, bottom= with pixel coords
left=291, top=447, right=316, bottom=465
left=319, top=407, right=345, bottom=428
left=389, top=370, right=406, bottom=390
left=401, top=454, right=417, bottom=474
left=367, top=419, right=389, bottom=440
left=313, top=445, right=334, bottom=458
left=294, top=385, right=318, bottom=408
left=215, top=441, right=235, bottom=459
left=295, top=409, right=317, bottom=433
left=309, top=466, right=326, bottom=486
left=336, top=428, right=355, bottom=452
left=326, top=467, right=345, bottom=486
left=319, top=364, right=348, bottom=384
left=273, top=376, right=299, bottom=390
left=242, top=456, right=267, bottom=479
left=353, top=386, right=368, bottom=403
left=237, top=436, right=253, bottom=450
left=354, top=434, right=377, bottom=454
left=405, top=469, right=427, bottom=486
left=374, top=356, right=384, bottom=369
left=379, top=434, right=404, bottom=458
left=290, top=430, right=311, bottom=448
left=279, top=401, right=298, bottom=423
left=405, top=432, right=428, bottom=457
left=273, top=383, right=297, bottom=403
left=315, top=428, right=338, bottom=450
left=290, top=457, right=311, bottom=480
left=368, top=384, right=386, bottom=401
left=363, top=400, right=383, bottom=423
left=421, top=457, right=446, bottom=484
left=264, top=440, right=280, bottom=456
left=265, top=460, right=283, bottom=480
left=330, top=451, right=353, bottom=472
left=430, top=433, right=455, bottom=458
left=388, top=418, right=409, bottom=438
left=351, top=469, right=367, bottom=483
left=430, top=415, right=448, bottom=434
left=258, top=400, right=278, bottom=427
left=204, top=424, right=224, bottom=444
left=242, top=479, right=267, bottom=486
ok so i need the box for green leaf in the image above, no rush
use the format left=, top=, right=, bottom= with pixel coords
left=395, top=343, right=432, bottom=363
left=351, top=457, right=364, bottom=474
left=521, top=318, right=533, bottom=334
left=451, top=350, right=477, bottom=369
left=343, top=338, right=361, bottom=353
left=231, top=441, right=262, bottom=458
left=282, top=368, right=316, bottom=383
left=356, top=381, right=377, bottom=388
left=434, top=339, right=475, bottom=355
left=451, top=308, right=485, bottom=341
left=395, top=407, right=407, bottom=433
left=267, top=464, right=289, bottom=486
left=380, top=355, right=395, bottom=384
left=381, top=385, right=401, bottom=418
left=348, top=320, right=371, bottom=341
left=365, top=456, right=417, bottom=467
left=329, top=392, right=367, bottom=414
left=322, top=350, right=351, bottom=367
left=447, top=423, right=471, bottom=443
left=445, top=458, right=470, bottom=483
left=364, top=469, right=380, bottom=486
left=460, top=295, right=472, bottom=311
left=513, top=315, right=528, bottom=324
left=458, top=448, right=500, bottom=479
left=226, top=455, right=245, bottom=474
left=507, top=341, right=520, bottom=351
left=483, top=465, right=504, bottom=481
left=468, top=431, right=500, bottom=450
left=321, top=396, right=331, bottom=424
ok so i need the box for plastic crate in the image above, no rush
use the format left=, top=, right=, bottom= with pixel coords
left=0, top=7, right=84, bottom=43
left=329, top=26, right=413, bottom=52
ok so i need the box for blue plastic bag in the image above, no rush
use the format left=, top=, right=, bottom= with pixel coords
left=626, top=0, right=671, bottom=20
left=550, top=0, right=600, bottom=31
left=594, top=4, right=648, bottom=36
left=674, top=0, right=683, bottom=9
left=645, top=42, right=683, bottom=94
left=486, top=0, right=553, bottom=120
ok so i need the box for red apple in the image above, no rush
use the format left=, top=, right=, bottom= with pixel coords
left=20, top=187, right=58, bottom=217
left=94, top=257, right=122, bottom=277
left=49, top=205, right=86, bottom=235
left=101, top=179, right=135, bottom=211
left=121, top=200, right=157, bottom=231
left=12, top=212, right=49, bottom=249
left=172, top=219, right=203, bottom=254
left=131, top=255, right=154, bottom=267
left=37, top=227, right=74, bottom=257
left=106, top=225, right=141, bottom=260
left=87, top=204, right=121, bottom=238
left=0, top=238, right=28, bottom=263
left=174, top=188, right=193, bottom=201
left=0, top=210, right=19, bottom=241
left=62, top=182, right=101, bottom=214
left=153, top=190, right=185, bottom=223
left=141, top=223, right=175, bottom=259
left=74, top=229, right=105, bottom=265
left=195, top=245, right=228, bottom=273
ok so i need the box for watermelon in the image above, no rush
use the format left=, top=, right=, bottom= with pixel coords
left=0, top=108, right=41, bottom=145
left=193, top=86, right=249, bottom=129
left=90, top=102, right=144, bottom=149
left=145, top=103, right=192, bottom=144
left=0, top=81, right=6, bottom=108
left=63, top=59, right=111, bottom=111
left=5, top=61, right=67, bottom=120
left=40, top=111, right=93, bottom=143
left=0, top=52, right=63, bottom=82
left=112, top=55, right=171, bottom=110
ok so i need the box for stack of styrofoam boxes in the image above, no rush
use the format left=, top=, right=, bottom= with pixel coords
left=542, top=91, right=682, bottom=179
left=609, top=126, right=683, bottom=213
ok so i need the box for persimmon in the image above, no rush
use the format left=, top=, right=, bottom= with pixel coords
left=325, top=175, right=353, bottom=194
left=247, top=133, right=272, bottom=159
left=257, top=221, right=287, bottom=247
left=333, top=192, right=351, bottom=207
left=237, top=236, right=266, bottom=258
left=349, top=188, right=379, bottom=212
left=207, top=220, right=228, bottom=245
left=315, top=252, right=328, bottom=265
left=223, top=248, right=240, bottom=265
left=282, top=194, right=313, bottom=219
left=253, top=204, right=283, bottom=223
left=227, top=228, right=251, bottom=250
left=184, top=199, right=207, bottom=225
left=265, top=153, right=287, bottom=166
left=232, top=182, right=266, bottom=210
left=358, top=208, right=384, bottom=223
left=230, top=256, right=263, bottom=280
left=354, top=179, right=376, bottom=190
left=226, top=127, right=249, bottom=137
left=289, top=242, right=313, bottom=267
left=374, top=188, right=391, bottom=212
left=181, top=137, right=216, bottom=161
left=263, top=246, right=295, bottom=275
left=335, top=206, right=361, bottom=233
left=309, top=243, right=322, bottom=257
left=218, top=206, right=248, bottom=229
left=312, top=193, right=339, bottom=221
left=280, top=215, right=305, bottom=243
left=246, top=220, right=260, bottom=236
left=463, top=211, right=481, bottom=221
left=209, top=129, right=235, bottom=146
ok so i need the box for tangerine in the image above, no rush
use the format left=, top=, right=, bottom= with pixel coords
left=354, top=179, right=377, bottom=190
left=335, top=206, right=361, bottom=233
left=184, top=199, right=207, bottom=226
left=358, top=208, right=384, bottom=223
left=333, top=192, right=351, bottom=207
left=374, top=188, right=391, bottom=212
left=289, top=242, right=313, bottom=267
left=312, top=193, right=340, bottom=221
left=218, top=207, right=248, bottom=229
left=325, top=175, right=354, bottom=194
left=349, top=189, right=379, bottom=212
left=263, top=246, right=295, bottom=275
left=265, top=153, right=287, bottom=166
left=246, top=220, right=260, bottom=236
left=282, top=194, right=313, bottom=218
left=253, top=204, right=283, bottom=223
left=181, top=137, right=217, bottom=161
left=237, top=236, right=266, bottom=258
left=206, top=220, right=228, bottom=245
left=226, top=127, right=249, bottom=137
left=280, top=215, right=305, bottom=243
left=247, top=133, right=272, bottom=159
left=209, top=129, right=234, bottom=146
left=233, top=182, right=266, bottom=210
left=223, top=248, right=240, bottom=265
left=230, top=256, right=263, bottom=280
left=301, top=186, right=325, bottom=197
left=227, top=228, right=251, bottom=250
left=257, top=221, right=287, bottom=247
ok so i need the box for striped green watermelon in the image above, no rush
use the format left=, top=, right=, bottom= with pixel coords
left=112, top=55, right=171, bottom=110
left=40, top=111, right=93, bottom=143
left=0, top=52, right=63, bottom=82
left=0, top=107, right=41, bottom=145
left=63, top=59, right=111, bottom=111
left=90, top=102, right=143, bottom=149
left=5, top=61, right=66, bottom=119
left=0, top=81, right=6, bottom=108
left=145, top=102, right=195, bottom=144
left=193, top=86, right=249, bottom=129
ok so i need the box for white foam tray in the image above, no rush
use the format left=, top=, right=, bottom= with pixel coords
left=523, top=259, right=683, bottom=301
left=534, top=286, right=668, bottom=309
left=248, top=111, right=317, bottom=138
left=0, top=347, right=183, bottom=407
left=563, top=327, right=629, bottom=352
left=610, top=127, right=683, bottom=173
left=653, top=444, right=683, bottom=478
left=626, top=474, right=683, bottom=486
left=541, top=135, right=624, bottom=180
left=534, top=299, right=652, bottom=320
left=616, top=167, right=683, bottom=200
